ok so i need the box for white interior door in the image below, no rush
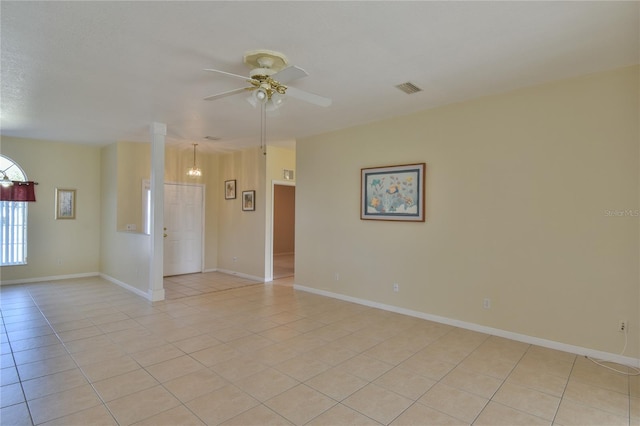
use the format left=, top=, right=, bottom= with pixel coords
left=163, top=183, right=203, bottom=276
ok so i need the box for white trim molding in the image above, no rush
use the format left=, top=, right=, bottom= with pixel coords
left=0, top=272, right=99, bottom=286
left=100, top=274, right=150, bottom=300
left=216, top=269, right=265, bottom=283
left=294, top=284, right=640, bottom=368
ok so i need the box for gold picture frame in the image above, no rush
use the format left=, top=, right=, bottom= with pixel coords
left=55, top=188, right=76, bottom=219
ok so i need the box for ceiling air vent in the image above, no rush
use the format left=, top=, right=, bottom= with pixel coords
left=395, top=82, right=422, bottom=95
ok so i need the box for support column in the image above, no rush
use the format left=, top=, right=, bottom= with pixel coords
left=148, top=122, right=166, bottom=301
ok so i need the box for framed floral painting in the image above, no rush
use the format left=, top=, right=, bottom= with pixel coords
left=361, top=163, right=425, bottom=222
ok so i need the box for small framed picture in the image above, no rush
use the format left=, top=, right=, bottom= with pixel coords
left=242, top=190, right=255, bottom=211
left=55, top=188, right=76, bottom=219
left=225, top=180, right=236, bottom=200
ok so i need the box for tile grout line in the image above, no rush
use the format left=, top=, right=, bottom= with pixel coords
left=550, top=353, right=578, bottom=425
left=471, top=342, right=562, bottom=425
left=3, top=277, right=636, bottom=425
left=1, top=316, right=35, bottom=425
left=30, top=284, right=120, bottom=426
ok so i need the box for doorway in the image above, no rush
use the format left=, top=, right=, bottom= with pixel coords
left=272, top=184, right=295, bottom=279
left=163, top=183, right=204, bottom=277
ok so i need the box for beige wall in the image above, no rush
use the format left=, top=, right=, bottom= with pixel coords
left=266, top=145, right=296, bottom=183
left=217, top=146, right=266, bottom=278
left=203, top=152, right=220, bottom=271
left=0, top=138, right=220, bottom=294
left=0, top=137, right=102, bottom=283
left=100, top=143, right=151, bottom=294
left=296, top=66, right=639, bottom=358
left=109, top=142, right=220, bottom=284
left=117, top=141, right=151, bottom=232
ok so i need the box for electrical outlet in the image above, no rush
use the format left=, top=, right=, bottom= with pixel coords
left=483, top=298, right=491, bottom=309
left=232, top=256, right=238, bottom=263
left=393, top=283, right=399, bottom=292
left=619, top=320, right=628, bottom=332
left=335, top=273, right=339, bottom=281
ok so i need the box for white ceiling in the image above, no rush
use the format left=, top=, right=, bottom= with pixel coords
left=1, top=1, right=638, bottom=152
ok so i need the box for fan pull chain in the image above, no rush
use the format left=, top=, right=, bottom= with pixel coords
left=260, top=102, right=267, bottom=156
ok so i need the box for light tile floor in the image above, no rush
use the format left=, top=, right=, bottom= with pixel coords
left=163, top=272, right=262, bottom=300
left=273, top=254, right=295, bottom=280
left=1, top=275, right=638, bottom=425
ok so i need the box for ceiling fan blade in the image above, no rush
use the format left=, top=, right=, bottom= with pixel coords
left=286, top=86, right=332, bottom=107
left=273, top=65, right=308, bottom=84
left=204, top=87, right=248, bottom=101
left=204, top=68, right=252, bottom=82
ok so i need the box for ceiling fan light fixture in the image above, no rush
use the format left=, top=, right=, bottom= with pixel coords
left=255, top=88, right=268, bottom=103
left=204, top=49, right=331, bottom=110
left=187, top=143, right=202, bottom=178
left=247, top=90, right=266, bottom=108
left=270, top=92, right=286, bottom=109
left=249, top=86, right=283, bottom=110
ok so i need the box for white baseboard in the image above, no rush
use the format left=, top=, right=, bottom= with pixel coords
left=294, top=284, right=640, bottom=368
left=99, top=274, right=150, bottom=300
left=147, top=287, right=165, bottom=302
left=203, top=268, right=218, bottom=273
left=0, top=272, right=99, bottom=286
left=216, top=269, right=264, bottom=283
left=1, top=272, right=152, bottom=301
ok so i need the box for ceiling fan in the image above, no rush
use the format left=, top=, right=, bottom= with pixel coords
left=204, top=49, right=332, bottom=109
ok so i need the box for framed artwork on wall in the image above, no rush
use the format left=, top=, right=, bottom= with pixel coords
left=361, top=163, right=425, bottom=222
left=242, top=190, right=255, bottom=211
left=225, top=180, right=236, bottom=200
left=55, top=188, right=76, bottom=220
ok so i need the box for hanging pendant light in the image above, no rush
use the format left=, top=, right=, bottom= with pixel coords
left=0, top=171, right=13, bottom=188
left=187, top=143, right=202, bottom=177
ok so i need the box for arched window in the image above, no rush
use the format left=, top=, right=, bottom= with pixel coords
left=1, top=155, right=28, bottom=265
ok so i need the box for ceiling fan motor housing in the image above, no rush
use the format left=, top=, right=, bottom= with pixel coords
left=244, top=50, right=288, bottom=70
left=245, top=49, right=289, bottom=77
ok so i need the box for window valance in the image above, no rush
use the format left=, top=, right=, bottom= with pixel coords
left=0, top=181, right=37, bottom=202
